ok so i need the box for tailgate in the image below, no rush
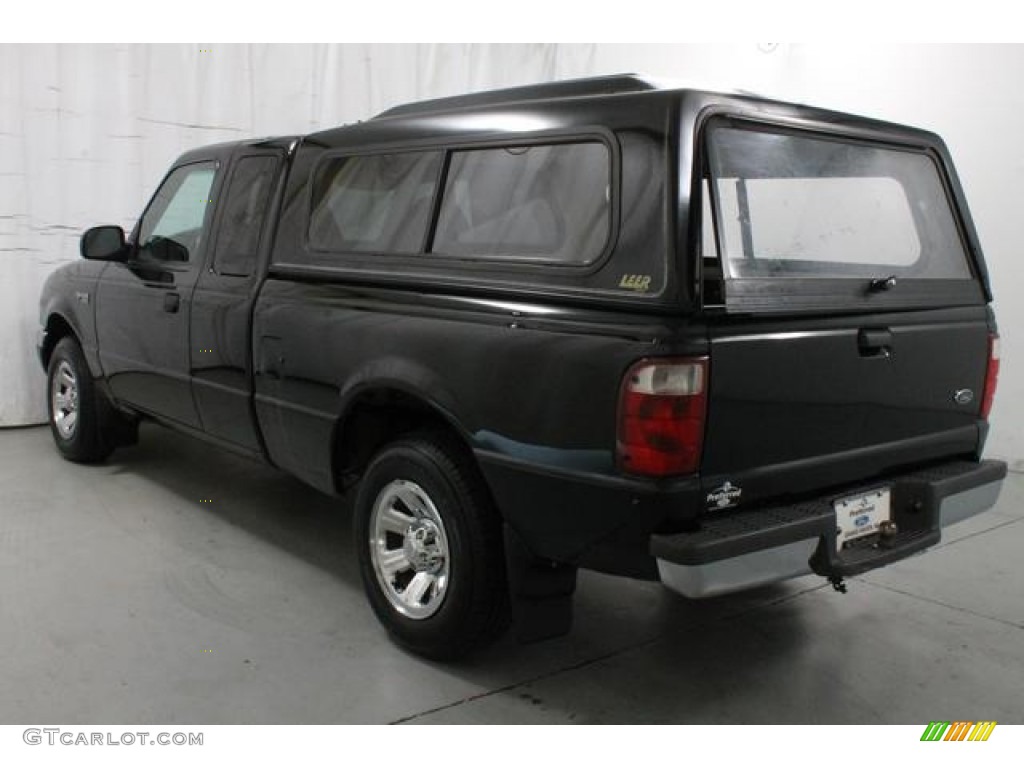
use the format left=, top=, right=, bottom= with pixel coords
left=701, top=307, right=990, bottom=510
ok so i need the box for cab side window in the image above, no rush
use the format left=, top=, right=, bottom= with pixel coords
left=137, top=162, right=217, bottom=263
left=213, top=155, right=280, bottom=277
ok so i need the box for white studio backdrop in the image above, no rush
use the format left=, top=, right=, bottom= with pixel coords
left=1, top=43, right=1022, bottom=467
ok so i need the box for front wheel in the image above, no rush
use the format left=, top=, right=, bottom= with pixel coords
left=46, top=337, right=115, bottom=463
left=354, top=433, right=509, bottom=660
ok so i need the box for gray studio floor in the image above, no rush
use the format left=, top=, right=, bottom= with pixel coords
left=1, top=423, right=1022, bottom=724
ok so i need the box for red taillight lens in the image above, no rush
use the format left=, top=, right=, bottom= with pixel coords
left=981, top=333, right=1000, bottom=420
left=617, top=357, right=708, bottom=477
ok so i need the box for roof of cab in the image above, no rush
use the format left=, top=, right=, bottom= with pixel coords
left=174, top=135, right=299, bottom=164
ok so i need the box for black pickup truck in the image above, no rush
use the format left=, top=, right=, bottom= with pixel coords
left=38, top=75, right=1005, bottom=660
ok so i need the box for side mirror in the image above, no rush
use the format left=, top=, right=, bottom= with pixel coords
left=81, top=226, right=127, bottom=261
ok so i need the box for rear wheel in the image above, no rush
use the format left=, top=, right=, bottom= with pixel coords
left=354, top=433, right=509, bottom=660
left=47, top=337, right=116, bottom=463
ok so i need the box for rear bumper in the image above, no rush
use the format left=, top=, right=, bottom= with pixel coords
left=652, top=459, right=1007, bottom=598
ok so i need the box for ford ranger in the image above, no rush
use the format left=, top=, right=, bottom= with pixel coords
left=37, top=75, right=1006, bottom=659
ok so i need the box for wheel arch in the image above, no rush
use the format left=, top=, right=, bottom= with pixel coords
left=331, top=380, right=480, bottom=495
left=40, top=312, right=80, bottom=370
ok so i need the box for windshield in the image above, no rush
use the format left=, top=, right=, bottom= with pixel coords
left=705, top=125, right=971, bottom=281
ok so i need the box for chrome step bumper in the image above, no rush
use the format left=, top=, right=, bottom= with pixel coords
left=653, top=460, right=1007, bottom=599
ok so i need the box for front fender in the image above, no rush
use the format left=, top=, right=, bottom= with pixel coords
left=38, top=262, right=104, bottom=376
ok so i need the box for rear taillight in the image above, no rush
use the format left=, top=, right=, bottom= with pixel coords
left=617, top=357, right=708, bottom=477
left=981, top=333, right=1000, bottom=420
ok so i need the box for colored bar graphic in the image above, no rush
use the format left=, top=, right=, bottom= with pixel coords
left=920, top=720, right=996, bottom=742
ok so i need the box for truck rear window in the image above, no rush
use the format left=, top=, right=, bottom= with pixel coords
left=705, top=125, right=971, bottom=281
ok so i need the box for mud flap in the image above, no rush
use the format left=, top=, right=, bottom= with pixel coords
left=504, top=524, right=577, bottom=644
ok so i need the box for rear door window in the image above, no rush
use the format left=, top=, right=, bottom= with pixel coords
left=213, top=155, right=280, bottom=277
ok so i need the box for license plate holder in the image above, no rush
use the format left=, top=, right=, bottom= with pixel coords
left=834, top=487, right=891, bottom=549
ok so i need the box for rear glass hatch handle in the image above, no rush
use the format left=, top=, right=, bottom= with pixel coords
left=868, top=275, right=897, bottom=293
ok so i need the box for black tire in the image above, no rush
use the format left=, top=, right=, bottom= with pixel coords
left=354, top=432, right=509, bottom=661
left=46, top=337, right=116, bottom=463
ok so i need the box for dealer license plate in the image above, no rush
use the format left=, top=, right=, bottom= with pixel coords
left=834, top=487, right=891, bottom=549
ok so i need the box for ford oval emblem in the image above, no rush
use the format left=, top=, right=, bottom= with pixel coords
left=853, top=514, right=871, bottom=528
left=953, top=388, right=974, bottom=405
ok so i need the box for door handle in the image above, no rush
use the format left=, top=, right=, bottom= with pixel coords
left=163, top=292, right=181, bottom=313
left=858, top=328, right=893, bottom=358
